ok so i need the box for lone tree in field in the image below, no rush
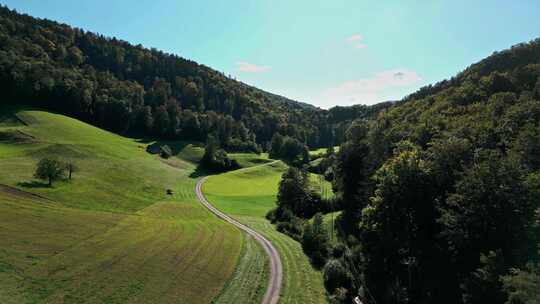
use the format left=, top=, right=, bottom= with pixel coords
left=65, top=160, right=78, bottom=180
left=34, top=158, right=66, bottom=186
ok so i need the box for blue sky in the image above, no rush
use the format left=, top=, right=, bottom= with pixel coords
left=4, top=1, right=540, bottom=108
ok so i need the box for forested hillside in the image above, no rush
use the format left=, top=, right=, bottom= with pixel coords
left=299, top=39, right=540, bottom=303
left=0, top=6, right=386, bottom=152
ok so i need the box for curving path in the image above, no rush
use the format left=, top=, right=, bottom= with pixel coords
left=195, top=177, right=283, bottom=304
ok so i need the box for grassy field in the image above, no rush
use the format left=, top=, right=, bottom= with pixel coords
left=203, top=161, right=328, bottom=304
left=308, top=146, right=340, bottom=158
left=213, top=235, right=268, bottom=304
left=204, top=161, right=284, bottom=218
left=0, top=107, right=255, bottom=304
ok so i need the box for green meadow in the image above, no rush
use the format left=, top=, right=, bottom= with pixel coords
left=0, top=108, right=254, bottom=304
left=0, top=107, right=335, bottom=304
left=308, top=146, right=340, bottom=158
left=203, top=161, right=329, bottom=304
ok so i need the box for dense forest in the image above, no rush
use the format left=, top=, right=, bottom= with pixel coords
left=0, top=6, right=388, bottom=154
left=272, top=39, right=540, bottom=303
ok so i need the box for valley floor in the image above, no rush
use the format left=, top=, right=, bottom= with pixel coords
left=203, top=162, right=328, bottom=304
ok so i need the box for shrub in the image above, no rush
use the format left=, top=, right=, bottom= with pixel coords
left=302, top=213, right=330, bottom=266
left=160, top=144, right=173, bottom=158
left=275, top=217, right=303, bottom=241
left=323, top=259, right=353, bottom=294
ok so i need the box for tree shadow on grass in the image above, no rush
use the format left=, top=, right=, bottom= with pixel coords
left=189, top=165, right=211, bottom=178
left=17, top=180, right=50, bottom=188
left=189, top=161, right=249, bottom=178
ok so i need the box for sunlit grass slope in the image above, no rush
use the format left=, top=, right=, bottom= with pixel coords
left=213, top=235, right=269, bottom=304
left=203, top=161, right=328, bottom=304
left=0, top=108, right=244, bottom=304
left=309, top=146, right=340, bottom=158
left=204, top=161, right=284, bottom=217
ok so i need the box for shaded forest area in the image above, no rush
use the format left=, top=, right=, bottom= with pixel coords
left=273, top=39, right=540, bottom=303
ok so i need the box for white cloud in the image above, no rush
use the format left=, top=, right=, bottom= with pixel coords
left=346, top=34, right=367, bottom=49
left=320, top=69, right=422, bottom=106
left=236, top=61, right=271, bottom=73
left=346, top=34, right=363, bottom=42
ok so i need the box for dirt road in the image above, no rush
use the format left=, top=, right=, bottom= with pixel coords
left=195, top=177, right=282, bottom=304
